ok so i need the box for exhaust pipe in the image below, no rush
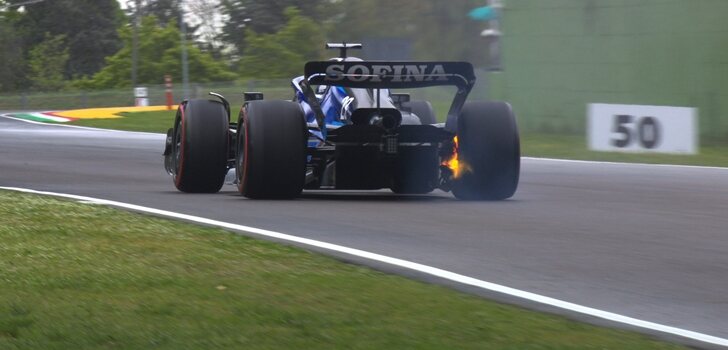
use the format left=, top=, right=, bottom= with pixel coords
left=352, top=108, right=402, bottom=131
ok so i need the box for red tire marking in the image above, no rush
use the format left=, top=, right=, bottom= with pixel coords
left=174, top=105, right=186, bottom=188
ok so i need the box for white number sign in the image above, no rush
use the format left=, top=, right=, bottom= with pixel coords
left=588, top=103, right=698, bottom=154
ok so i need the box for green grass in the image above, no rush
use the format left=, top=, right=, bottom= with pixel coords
left=69, top=110, right=728, bottom=167
left=0, top=190, right=686, bottom=349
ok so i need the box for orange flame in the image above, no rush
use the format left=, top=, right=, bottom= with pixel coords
left=443, top=136, right=468, bottom=179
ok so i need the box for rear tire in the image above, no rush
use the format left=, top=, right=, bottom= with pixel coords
left=172, top=99, right=229, bottom=193
left=406, top=100, right=437, bottom=125
left=236, top=100, right=307, bottom=199
left=452, top=101, right=520, bottom=200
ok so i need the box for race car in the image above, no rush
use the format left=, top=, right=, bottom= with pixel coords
left=164, top=43, right=520, bottom=200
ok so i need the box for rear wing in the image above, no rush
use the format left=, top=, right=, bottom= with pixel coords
left=300, top=61, right=476, bottom=134
left=304, top=61, right=475, bottom=90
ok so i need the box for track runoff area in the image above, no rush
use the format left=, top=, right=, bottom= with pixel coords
left=1, top=114, right=727, bottom=348
left=2, top=182, right=728, bottom=347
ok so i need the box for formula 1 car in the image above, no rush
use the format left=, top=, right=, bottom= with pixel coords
left=164, top=43, right=520, bottom=200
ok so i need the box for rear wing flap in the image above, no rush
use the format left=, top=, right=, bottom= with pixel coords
left=304, top=61, right=476, bottom=90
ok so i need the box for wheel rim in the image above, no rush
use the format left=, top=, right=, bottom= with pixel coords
left=235, top=121, right=246, bottom=192
left=173, top=123, right=183, bottom=175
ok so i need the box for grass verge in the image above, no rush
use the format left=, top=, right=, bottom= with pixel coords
left=522, top=133, right=728, bottom=167
left=68, top=110, right=177, bottom=133
left=0, top=190, right=685, bottom=349
left=68, top=110, right=728, bottom=167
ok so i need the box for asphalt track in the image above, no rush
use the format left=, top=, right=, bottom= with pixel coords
left=1, top=115, right=727, bottom=348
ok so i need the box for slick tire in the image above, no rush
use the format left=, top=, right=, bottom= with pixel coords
left=236, top=100, right=307, bottom=199
left=172, top=99, right=230, bottom=193
left=452, top=101, right=520, bottom=200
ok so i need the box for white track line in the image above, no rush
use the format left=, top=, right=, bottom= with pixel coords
left=523, top=156, right=728, bottom=171
left=1, top=186, right=726, bottom=347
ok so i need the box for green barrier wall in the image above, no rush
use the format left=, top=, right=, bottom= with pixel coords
left=489, top=0, right=728, bottom=143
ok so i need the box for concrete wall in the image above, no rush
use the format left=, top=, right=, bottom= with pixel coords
left=489, top=0, right=728, bottom=142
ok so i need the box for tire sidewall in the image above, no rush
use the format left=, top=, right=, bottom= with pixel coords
left=453, top=101, right=520, bottom=200
left=173, top=99, right=229, bottom=193
left=408, top=100, right=437, bottom=125
left=236, top=100, right=306, bottom=199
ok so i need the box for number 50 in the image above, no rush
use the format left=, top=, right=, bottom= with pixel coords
left=611, top=115, right=661, bottom=149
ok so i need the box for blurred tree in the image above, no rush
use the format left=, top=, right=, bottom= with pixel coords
left=411, top=0, right=486, bottom=64
left=15, top=0, right=123, bottom=79
left=124, top=0, right=199, bottom=45
left=237, top=7, right=325, bottom=78
left=236, top=35, right=300, bottom=78
left=77, top=16, right=235, bottom=89
left=27, top=34, right=70, bottom=91
left=328, top=0, right=486, bottom=65
left=187, top=0, right=220, bottom=46
left=140, top=0, right=182, bottom=26
left=138, top=0, right=199, bottom=40
left=0, top=13, right=25, bottom=91
left=219, top=0, right=335, bottom=58
left=327, top=0, right=421, bottom=39
left=218, top=0, right=250, bottom=58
